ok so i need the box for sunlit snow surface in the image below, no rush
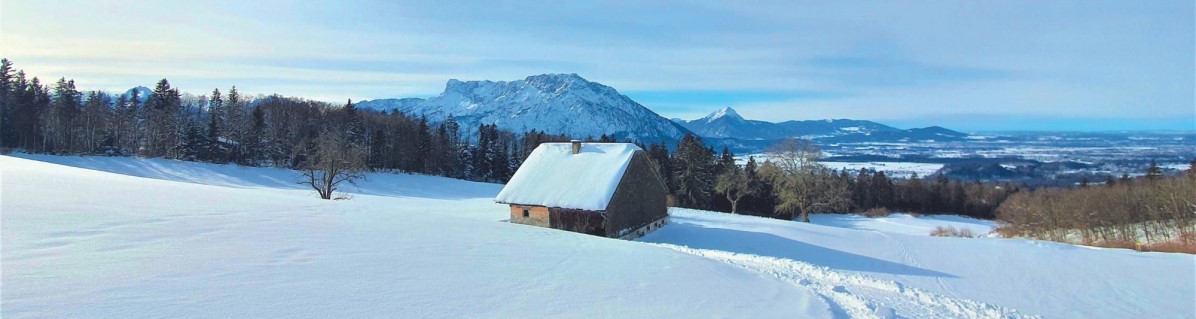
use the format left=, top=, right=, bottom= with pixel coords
left=4, top=154, right=1193, bottom=318
left=642, top=209, right=1194, bottom=318
left=1, top=154, right=823, bottom=318
left=809, top=213, right=997, bottom=237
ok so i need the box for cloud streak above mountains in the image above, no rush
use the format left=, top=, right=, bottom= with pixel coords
left=3, top=1, right=1192, bottom=130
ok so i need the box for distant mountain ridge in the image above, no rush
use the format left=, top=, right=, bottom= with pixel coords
left=353, top=74, right=967, bottom=149
left=677, top=107, right=968, bottom=142
left=675, top=107, right=900, bottom=140
left=357, top=74, right=688, bottom=143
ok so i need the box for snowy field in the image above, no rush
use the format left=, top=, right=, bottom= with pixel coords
left=818, top=161, right=944, bottom=179
left=736, top=154, right=943, bottom=178
left=4, top=154, right=1194, bottom=318
left=809, top=213, right=998, bottom=237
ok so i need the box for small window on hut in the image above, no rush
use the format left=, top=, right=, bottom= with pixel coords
left=522, top=209, right=530, bottom=218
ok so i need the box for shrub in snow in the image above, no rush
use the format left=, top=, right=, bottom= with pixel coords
left=863, top=207, right=892, bottom=218
left=929, top=226, right=976, bottom=238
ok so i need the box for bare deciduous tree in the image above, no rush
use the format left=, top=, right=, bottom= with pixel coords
left=760, top=138, right=850, bottom=222
left=300, top=130, right=367, bottom=200
left=715, top=166, right=755, bottom=214
left=996, top=167, right=1196, bottom=248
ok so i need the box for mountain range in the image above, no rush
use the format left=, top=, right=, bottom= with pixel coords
left=674, top=106, right=967, bottom=143
left=674, top=107, right=895, bottom=140
left=353, top=74, right=969, bottom=150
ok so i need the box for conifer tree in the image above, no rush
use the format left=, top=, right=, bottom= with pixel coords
left=145, top=79, right=181, bottom=157
left=80, top=91, right=112, bottom=153
left=1145, top=160, right=1163, bottom=180
left=671, top=133, right=716, bottom=208
left=13, top=74, right=49, bottom=151
left=206, top=88, right=224, bottom=162
left=416, top=116, right=430, bottom=173
left=48, top=78, right=82, bottom=152
left=0, top=58, right=14, bottom=147
left=246, top=104, right=265, bottom=165
left=647, top=143, right=674, bottom=193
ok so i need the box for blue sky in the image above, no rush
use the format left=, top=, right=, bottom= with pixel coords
left=3, top=1, right=1192, bottom=131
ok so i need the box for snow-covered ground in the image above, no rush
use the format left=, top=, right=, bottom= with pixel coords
left=2, top=154, right=823, bottom=318
left=809, top=213, right=997, bottom=237
left=736, top=154, right=943, bottom=178
left=4, top=154, right=1194, bottom=318
left=642, top=209, right=1194, bottom=319
left=818, top=161, right=944, bottom=179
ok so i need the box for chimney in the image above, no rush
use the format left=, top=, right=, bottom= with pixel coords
left=571, top=140, right=582, bottom=154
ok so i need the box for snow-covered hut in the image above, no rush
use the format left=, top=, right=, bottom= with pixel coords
left=495, top=141, right=668, bottom=239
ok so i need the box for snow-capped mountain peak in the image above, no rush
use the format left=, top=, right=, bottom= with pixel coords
left=700, top=107, right=745, bottom=123
left=356, top=74, right=688, bottom=143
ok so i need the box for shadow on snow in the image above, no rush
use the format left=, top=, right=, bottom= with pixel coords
left=642, top=218, right=957, bottom=278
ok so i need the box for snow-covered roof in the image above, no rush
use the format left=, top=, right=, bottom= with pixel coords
left=494, top=143, right=640, bottom=211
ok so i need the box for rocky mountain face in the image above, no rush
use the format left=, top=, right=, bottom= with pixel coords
left=356, top=74, right=688, bottom=143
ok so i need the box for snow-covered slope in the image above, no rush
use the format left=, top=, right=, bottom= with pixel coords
left=1, top=155, right=824, bottom=318
left=810, top=213, right=998, bottom=237
left=642, top=209, right=1195, bottom=319
left=5, top=154, right=1192, bottom=318
left=356, top=74, right=689, bottom=143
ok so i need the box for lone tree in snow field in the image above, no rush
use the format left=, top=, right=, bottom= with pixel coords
left=300, top=130, right=367, bottom=200
left=759, top=138, right=850, bottom=223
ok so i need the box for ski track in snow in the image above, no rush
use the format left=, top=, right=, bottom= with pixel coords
left=650, top=244, right=1039, bottom=319
left=871, top=230, right=961, bottom=300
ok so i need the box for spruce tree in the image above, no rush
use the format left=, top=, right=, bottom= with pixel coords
left=206, top=88, right=224, bottom=162
left=871, top=171, right=894, bottom=208
left=246, top=105, right=265, bottom=165
left=1145, top=160, right=1163, bottom=180
left=225, top=86, right=243, bottom=156
left=145, top=79, right=181, bottom=157
left=671, top=133, right=716, bottom=209
left=417, top=116, right=430, bottom=173
left=0, top=58, right=14, bottom=147
left=647, top=143, right=674, bottom=193
left=49, top=78, right=82, bottom=153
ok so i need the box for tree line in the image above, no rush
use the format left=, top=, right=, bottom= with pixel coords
left=996, top=163, right=1196, bottom=247
left=0, top=58, right=576, bottom=192
left=645, top=133, right=1021, bottom=222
